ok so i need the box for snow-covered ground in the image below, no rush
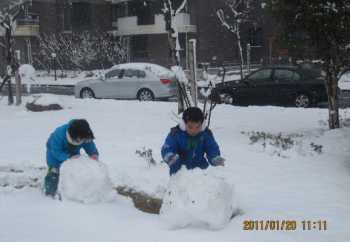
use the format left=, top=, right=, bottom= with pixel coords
left=1, top=94, right=350, bottom=242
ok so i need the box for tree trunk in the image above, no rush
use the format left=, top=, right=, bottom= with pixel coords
left=325, top=66, right=340, bottom=129
left=15, top=70, right=22, bottom=106
left=7, top=77, right=14, bottom=105
left=236, top=23, right=245, bottom=80
left=165, top=15, right=185, bottom=114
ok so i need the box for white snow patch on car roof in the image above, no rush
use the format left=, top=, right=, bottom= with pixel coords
left=112, top=63, right=174, bottom=77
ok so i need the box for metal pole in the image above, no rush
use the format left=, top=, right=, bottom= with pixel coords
left=189, top=39, right=198, bottom=106
left=54, top=58, right=57, bottom=81
left=247, top=43, right=251, bottom=74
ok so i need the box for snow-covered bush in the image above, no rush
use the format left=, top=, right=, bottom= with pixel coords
left=160, top=168, right=236, bottom=230
left=35, top=32, right=128, bottom=71
left=241, top=131, right=323, bottom=157
left=59, top=156, right=115, bottom=203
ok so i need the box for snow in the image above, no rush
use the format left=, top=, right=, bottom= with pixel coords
left=171, top=65, right=188, bottom=84
left=19, top=64, right=35, bottom=81
left=160, top=167, right=236, bottom=230
left=59, top=156, right=116, bottom=204
left=26, top=94, right=66, bottom=107
left=339, top=71, right=350, bottom=90
left=113, top=63, right=174, bottom=77
left=0, top=94, right=350, bottom=241
left=14, top=70, right=101, bottom=86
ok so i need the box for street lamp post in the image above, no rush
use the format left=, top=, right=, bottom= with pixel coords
left=51, top=53, right=57, bottom=81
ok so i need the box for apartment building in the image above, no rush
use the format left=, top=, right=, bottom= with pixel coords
left=0, top=0, right=273, bottom=72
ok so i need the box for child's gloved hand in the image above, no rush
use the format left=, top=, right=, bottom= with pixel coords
left=165, top=153, right=179, bottom=166
left=212, top=156, right=225, bottom=166
left=90, top=154, right=99, bottom=161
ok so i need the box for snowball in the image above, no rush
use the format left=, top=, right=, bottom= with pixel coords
left=59, top=157, right=115, bottom=204
left=19, top=64, right=35, bottom=80
left=160, top=168, right=237, bottom=230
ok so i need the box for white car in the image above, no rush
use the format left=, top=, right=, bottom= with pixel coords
left=75, top=63, right=177, bottom=101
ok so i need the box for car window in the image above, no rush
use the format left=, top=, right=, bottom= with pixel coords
left=248, top=69, right=272, bottom=83
left=123, top=69, right=147, bottom=78
left=137, top=70, right=146, bottom=78
left=275, top=69, right=301, bottom=83
left=293, top=72, right=301, bottom=81
left=274, top=69, right=299, bottom=83
left=105, top=69, right=122, bottom=79
left=124, top=69, right=136, bottom=78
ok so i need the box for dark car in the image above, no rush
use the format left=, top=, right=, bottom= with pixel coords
left=212, top=66, right=327, bottom=108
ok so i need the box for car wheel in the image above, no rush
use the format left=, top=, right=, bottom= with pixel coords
left=137, top=89, right=154, bottom=101
left=80, top=88, right=95, bottom=99
left=295, top=93, right=311, bottom=108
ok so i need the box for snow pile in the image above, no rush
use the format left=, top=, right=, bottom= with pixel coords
left=59, top=157, right=115, bottom=204
left=160, top=168, right=236, bottom=230
left=19, top=64, right=35, bottom=81
left=27, top=94, right=65, bottom=107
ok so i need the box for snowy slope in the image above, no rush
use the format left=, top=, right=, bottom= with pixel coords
left=0, top=95, right=350, bottom=242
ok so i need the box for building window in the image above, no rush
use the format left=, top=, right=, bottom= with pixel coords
left=136, top=1, right=155, bottom=25
left=132, top=35, right=148, bottom=59
left=63, top=1, right=72, bottom=31
left=72, top=2, right=91, bottom=30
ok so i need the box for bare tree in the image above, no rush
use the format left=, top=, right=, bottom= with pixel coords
left=217, top=0, right=253, bottom=80
left=161, top=0, right=191, bottom=113
left=0, top=0, right=30, bottom=105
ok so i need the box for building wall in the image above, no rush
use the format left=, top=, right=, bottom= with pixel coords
left=4, top=0, right=280, bottom=72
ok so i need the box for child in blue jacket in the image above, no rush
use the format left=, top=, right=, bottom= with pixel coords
left=161, top=107, right=225, bottom=175
left=44, top=119, right=99, bottom=197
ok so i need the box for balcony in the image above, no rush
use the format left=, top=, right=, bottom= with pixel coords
left=14, top=14, right=40, bottom=37
left=112, top=13, right=197, bottom=36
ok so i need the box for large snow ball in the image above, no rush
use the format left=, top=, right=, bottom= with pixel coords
left=59, top=157, right=115, bottom=203
left=19, top=64, right=35, bottom=80
left=160, top=168, right=237, bottom=230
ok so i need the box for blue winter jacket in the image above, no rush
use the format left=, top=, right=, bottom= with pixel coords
left=161, top=125, right=221, bottom=175
left=46, top=120, right=99, bottom=168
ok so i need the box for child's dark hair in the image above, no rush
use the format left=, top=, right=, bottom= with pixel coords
left=182, top=107, right=204, bottom=124
left=68, top=119, right=95, bottom=141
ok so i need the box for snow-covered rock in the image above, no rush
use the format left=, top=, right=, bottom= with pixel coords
left=160, top=168, right=236, bottom=230
left=59, top=156, right=115, bottom=204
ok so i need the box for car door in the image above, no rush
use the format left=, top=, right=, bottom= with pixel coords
left=89, top=69, right=122, bottom=98
left=97, top=69, right=125, bottom=98
left=273, top=69, right=299, bottom=106
left=121, top=69, right=144, bottom=98
left=236, top=68, right=274, bottom=105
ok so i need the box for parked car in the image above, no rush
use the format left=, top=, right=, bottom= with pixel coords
left=75, top=63, right=177, bottom=101
left=212, top=65, right=327, bottom=108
